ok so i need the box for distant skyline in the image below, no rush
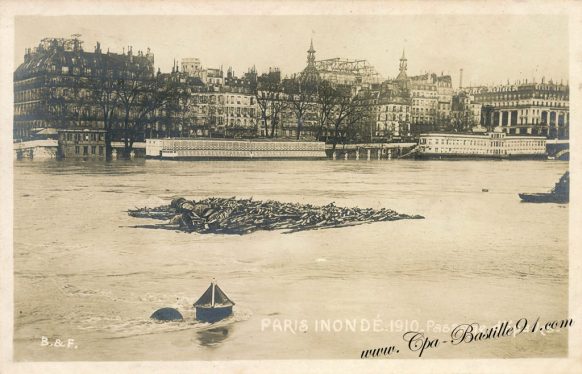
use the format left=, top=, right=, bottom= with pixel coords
left=15, top=15, right=569, bottom=87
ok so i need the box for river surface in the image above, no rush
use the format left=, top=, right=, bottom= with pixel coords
left=13, top=159, right=569, bottom=360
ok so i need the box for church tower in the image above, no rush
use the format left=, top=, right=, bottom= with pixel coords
left=300, top=38, right=320, bottom=91
left=396, top=48, right=408, bottom=81
left=307, top=38, right=316, bottom=65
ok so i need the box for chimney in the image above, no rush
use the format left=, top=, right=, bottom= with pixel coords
left=145, top=47, right=154, bottom=64
left=459, top=68, right=463, bottom=89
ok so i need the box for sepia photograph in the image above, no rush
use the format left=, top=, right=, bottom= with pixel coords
left=1, top=1, right=581, bottom=373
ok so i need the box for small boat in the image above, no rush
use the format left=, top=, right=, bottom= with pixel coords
left=519, top=171, right=569, bottom=204
left=194, top=280, right=235, bottom=323
left=518, top=193, right=568, bottom=204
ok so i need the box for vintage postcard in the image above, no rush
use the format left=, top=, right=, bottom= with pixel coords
left=1, top=0, right=581, bottom=373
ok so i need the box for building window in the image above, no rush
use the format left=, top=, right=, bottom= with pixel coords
left=75, top=146, right=80, bottom=154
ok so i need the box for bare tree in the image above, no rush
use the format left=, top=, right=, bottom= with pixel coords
left=89, top=69, right=120, bottom=161
left=314, top=80, right=339, bottom=141
left=255, top=89, right=272, bottom=137
left=288, top=91, right=315, bottom=140
left=115, top=71, right=148, bottom=158
left=267, top=92, right=287, bottom=138
left=42, top=85, right=68, bottom=130
left=154, top=78, right=192, bottom=139
left=329, top=98, right=352, bottom=152
left=42, top=76, right=92, bottom=131
left=341, top=92, right=373, bottom=146
left=253, top=73, right=287, bottom=138
left=115, top=69, right=183, bottom=158
left=174, top=87, right=194, bottom=138
left=329, top=88, right=373, bottom=151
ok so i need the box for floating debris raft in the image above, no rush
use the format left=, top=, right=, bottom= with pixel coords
left=128, top=197, right=424, bottom=235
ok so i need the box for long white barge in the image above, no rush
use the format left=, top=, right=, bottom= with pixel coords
left=146, top=138, right=327, bottom=160
left=417, top=129, right=547, bottom=160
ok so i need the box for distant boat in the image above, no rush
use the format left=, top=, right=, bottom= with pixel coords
left=519, top=171, right=569, bottom=204
left=194, top=280, right=235, bottom=323
left=518, top=193, right=568, bottom=204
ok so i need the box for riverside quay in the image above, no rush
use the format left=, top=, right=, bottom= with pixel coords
left=14, top=35, right=569, bottom=161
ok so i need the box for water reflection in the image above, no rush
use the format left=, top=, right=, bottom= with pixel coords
left=196, top=326, right=232, bottom=347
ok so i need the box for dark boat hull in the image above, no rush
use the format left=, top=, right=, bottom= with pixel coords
left=195, top=306, right=233, bottom=323
left=519, top=193, right=568, bottom=204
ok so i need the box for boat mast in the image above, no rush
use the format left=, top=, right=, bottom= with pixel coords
left=211, top=279, right=215, bottom=308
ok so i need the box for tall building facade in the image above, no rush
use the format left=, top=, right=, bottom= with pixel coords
left=435, top=74, right=453, bottom=124
left=14, top=36, right=155, bottom=140
left=173, top=61, right=259, bottom=138
left=180, top=57, right=224, bottom=86
left=409, top=74, right=438, bottom=126
left=466, top=80, right=569, bottom=139
left=451, top=91, right=482, bottom=131
left=391, top=51, right=474, bottom=135
left=371, top=80, right=411, bottom=140
left=184, top=89, right=257, bottom=137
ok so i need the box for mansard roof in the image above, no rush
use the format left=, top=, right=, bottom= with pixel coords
left=15, top=46, right=154, bottom=81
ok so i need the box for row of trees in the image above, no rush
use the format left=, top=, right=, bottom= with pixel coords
left=43, top=64, right=188, bottom=160
left=42, top=64, right=377, bottom=159
left=253, top=77, right=374, bottom=150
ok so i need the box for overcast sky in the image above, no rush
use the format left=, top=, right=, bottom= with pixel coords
left=14, top=15, right=568, bottom=87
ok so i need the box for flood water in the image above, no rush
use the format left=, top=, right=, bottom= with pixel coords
left=13, top=159, right=569, bottom=360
